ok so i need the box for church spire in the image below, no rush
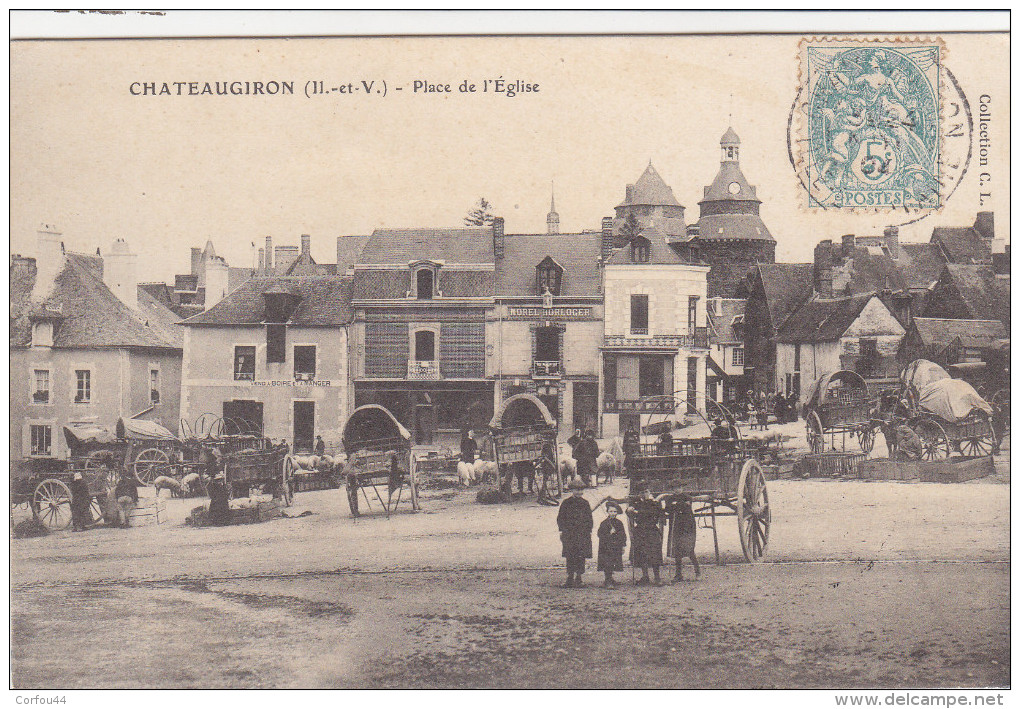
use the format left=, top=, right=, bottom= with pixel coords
left=546, top=181, right=560, bottom=234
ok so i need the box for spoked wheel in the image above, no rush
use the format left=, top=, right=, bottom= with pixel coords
left=958, top=412, right=996, bottom=458
left=914, top=418, right=951, bottom=461
left=736, top=459, right=770, bottom=563
left=858, top=425, right=876, bottom=455
left=346, top=478, right=361, bottom=518
left=806, top=411, right=824, bottom=454
left=132, top=448, right=169, bottom=485
left=33, top=479, right=73, bottom=530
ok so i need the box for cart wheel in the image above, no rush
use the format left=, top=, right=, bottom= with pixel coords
left=346, top=481, right=361, bottom=518
left=806, top=411, right=824, bottom=454
left=859, top=425, right=876, bottom=455
left=914, top=418, right=950, bottom=461
left=33, top=479, right=73, bottom=530
left=958, top=411, right=996, bottom=458
left=133, top=448, right=170, bottom=485
left=736, top=459, right=770, bottom=563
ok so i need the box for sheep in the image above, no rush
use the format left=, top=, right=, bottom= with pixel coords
left=153, top=475, right=184, bottom=498
left=596, top=451, right=617, bottom=484
left=473, top=459, right=498, bottom=485
left=457, top=460, right=475, bottom=487
left=606, top=436, right=625, bottom=478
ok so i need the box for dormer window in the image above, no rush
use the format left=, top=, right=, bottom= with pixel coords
left=536, top=256, right=563, bottom=296
left=416, top=268, right=434, bottom=299
left=31, top=321, right=53, bottom=347
left=631, top=237, right=650, bottom=263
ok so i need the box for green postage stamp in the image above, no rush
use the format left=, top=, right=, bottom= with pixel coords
left=798, top=39, right=944, bottom=210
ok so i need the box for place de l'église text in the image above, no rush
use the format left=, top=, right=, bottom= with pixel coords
left=129, top=78, right=540, bottom=98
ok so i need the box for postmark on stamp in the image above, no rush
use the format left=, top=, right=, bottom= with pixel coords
left=794, top=39, right=951, bottom=211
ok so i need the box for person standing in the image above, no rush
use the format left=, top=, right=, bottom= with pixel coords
left=314, top=435, right=326, bottom=457
left=69, top=472, right=92, bottom=532
left=627, top=486, right=664, bottom=585
left=597, top=502, right=627, bottom=588
left=556, top=478, right=593, bottom=588
left=114, top=472, right=139, bottom=528
left=665, top=493, right=701, bottom=582
left=576, top=430, right=599, bottom=488
left=656, top=430, right=673, bottom=455
left=622, top=425, right=640, bottom=477
left=206, top=472, right=231, bottom=525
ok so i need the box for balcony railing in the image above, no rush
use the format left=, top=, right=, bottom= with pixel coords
left=531, top=360, right=562, bottom=378
left=630, top=327, right=649, bottom=335
left=604, top=327, right=710, bottom=350
left=407, top=360, right=440, bottom=380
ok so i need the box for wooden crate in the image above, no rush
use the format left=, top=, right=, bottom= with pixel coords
left=127, top=498, right=167, bottom=526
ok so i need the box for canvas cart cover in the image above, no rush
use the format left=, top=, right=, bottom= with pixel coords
left=63, top=422, right=118, bottom=449
left=916, top=378, right=993, bottom=423
left=115, top=417, right=178, bottom=441
left=900, top=359, right=951, bottom=394
left=804, top=370, right=867, bottom=410
left=342, top=405, right=412, bottom=453
left=488, top=393, right=556, bottom=430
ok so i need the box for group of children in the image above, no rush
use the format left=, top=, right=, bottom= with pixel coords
left=556, top=479, right=701, bottom=589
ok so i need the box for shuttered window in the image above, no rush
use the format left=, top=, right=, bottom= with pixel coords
left=439, top=322, right=485, bottom=379
left=365, top=322, right=409, bottom=378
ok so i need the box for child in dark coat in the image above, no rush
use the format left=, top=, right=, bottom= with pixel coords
left=556, top=478, right=593, bottom=588
left=597, top=502, right=627, bottom=588
left=665, top=493, right=700, bottom=581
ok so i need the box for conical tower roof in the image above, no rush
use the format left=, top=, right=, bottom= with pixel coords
left=720, top=126, right=740, bottom=145
left=616, top=162, right=683, bottom=208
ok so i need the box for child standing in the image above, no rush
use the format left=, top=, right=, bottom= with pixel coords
left=597, top=502, right=627, bottom=588
left=665, top=493, right=701, bottom=582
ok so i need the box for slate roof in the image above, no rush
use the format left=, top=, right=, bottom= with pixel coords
left=357, top=228, right=494, bottom=264
left=700, top=161, right=761, bottom=204
left=752, top=263, right=814, bottom=330
left=181, top=276, right=354, bottom=326
left=496, top=233, right=602, bottom=298
left=10, top=252, right=182, bottom=350
left=776, top=293, right=879, bottom=343
left=708, top=298, right=746, bottom=344
left=720, top=127, right=740, bottom=145
left=138, top=282, right=176, bottom=311
left=351, top=268, right=494, bottom=300
left=336, top=235, right=371, bottom=273
left=607, top=226, right=685, bottom=265
left=931, top=226, right=992, bottom=264
left=615, top=163, right=683, bottom=208
left=911, top=318, right=1007, bottom=349
left=895, top=242, right=945, bottom=289
left=227, top=267, right=255, bottom=293
left=944, top=264, right=1010, bottom=327
left=695, top=213, right=773, bottom=242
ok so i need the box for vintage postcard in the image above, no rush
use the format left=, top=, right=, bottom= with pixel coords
left=8, top=12, right=1010, bottom=698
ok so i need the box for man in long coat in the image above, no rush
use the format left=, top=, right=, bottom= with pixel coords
left=556, top=478, right=593, bottom=588
left=627, top=486, right=664, bottom=585
left=575, top=430, right=599, bottom=487
left=622, top=425, right=640, bottom=477
left=69, top=472, right=92, bottom=532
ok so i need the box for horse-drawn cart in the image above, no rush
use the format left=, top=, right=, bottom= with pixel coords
left=803, top=371, right=876, bottom=455
left=222, top=443, right=293, bottom=505
left=62, top=418, right=181, bottom=485
left=11, top=457, right=109, bottom=531
left=488, top=393, right=564, bottom=503
left=340, top=405, right=419, bottom=518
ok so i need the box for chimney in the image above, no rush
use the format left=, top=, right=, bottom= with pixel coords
left=625, top=184, right=635, bottom=204
left=974, top=211, right=994, bottom=243
left=104, top=238, right=138, bottom=310
left=841, top=233, right=856, bottom=255
left=258, top=248, right=265, bottom=272
left=814, top=241, right=835, bottom=298
left=190, top=247, right=203, bottom=276
left=492, top=217, right=505, bottom=260
left=264, top=236, right=273, bottom=274
left=31, top=224, right=66, bottom=302
left=601, top=217, right=614, bottom=262
left=204, top=258, right=229, bottom=309
left=883, top=226, right=900, bottom=258
left=300, top=234, right=311, bottom=256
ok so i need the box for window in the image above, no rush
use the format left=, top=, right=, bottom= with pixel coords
left=603, top=355, right=617, bottom=401
left=857, top=338, right=878, bottom=376
left=535, top=327, right=560, bottom=363
left=416, top=269, right=434, bottom=300
left=630, top=294, right=649, bottom=335
left=234, top=346, right=256, bottom=381
left=267, top=325, right=286, bottom=363
left=537, top=259, right=562, bottom=296
left=638, top=356, right=665, bottom=398
left=794, top=343, right=801, bottom=372
left=731, top=347, right=744, bottom=367
left=688, top=296, right=699, bottom=331
left=294, top=346, right=316, bottom=380
left=687, top=357, right=698, bottom=414
left=631, top=237, right=650, bottom=263
left=32, top=370, right=50, bottom=403
left=414, top=330, right=436, bottom=361
left=150, top=369, right=160, bottom=404
left=30, top=424, right=52, bottom=456
left=74, top=370, right=91, bottom=403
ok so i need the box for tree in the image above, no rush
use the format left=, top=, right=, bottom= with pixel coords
left=619, top=212, right=641, bottom=239
left=464, top=198, right=495, bottom=226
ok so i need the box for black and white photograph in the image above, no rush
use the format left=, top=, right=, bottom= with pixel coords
left=8, top=10, right=1011, bottom=698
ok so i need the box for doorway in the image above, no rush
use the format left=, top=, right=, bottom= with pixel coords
left=293, top=401, right=315, bottom=454
left=572, top=382, right=598, bottom=433
left=222, top=400, right=264, bottom=435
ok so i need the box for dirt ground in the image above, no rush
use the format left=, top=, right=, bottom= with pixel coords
left=9, top=427, right=1011, bottom=689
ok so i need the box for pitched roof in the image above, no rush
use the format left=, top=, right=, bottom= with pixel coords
left=496, top=233, right=602, bottom=298
left=607, top=227, right=685, bottom=265
left=911, top=318, right=1007, bottom=349
left=752, top=263, right=814, bottom=329
left=10, top=252, right=182, bottom=350
left=931, top=226, right=991, bottom=264
left=776, top=292, right=879, bottom=343
left=700, top=161, right=761, bottom=205
left=336, top=235, right=371, bottom=273
left=944, top=264, right=1010, bottom=327
left=616, top=163, right=683, bottom=208
left=181, top=276, right=354, bottom=326
left=895, top=242, right=945, bottom=289
left=708, top=298, right=746, bottom=344
left=357, top=228, right=494, bottom=264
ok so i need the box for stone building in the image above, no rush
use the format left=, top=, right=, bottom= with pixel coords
left=706, top=297, right=747, bottom=405
left=10, top=227, right=183, bottom=460
left=610, top=162, right=687, bottom=242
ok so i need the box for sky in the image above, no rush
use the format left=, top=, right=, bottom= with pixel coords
left=10, top=33, right=1010, bottom=284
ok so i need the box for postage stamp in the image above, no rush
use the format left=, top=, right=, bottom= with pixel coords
left=797, top=39, right=945, bottom=210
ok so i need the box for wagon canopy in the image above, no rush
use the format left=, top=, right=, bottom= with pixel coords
left=341, top=404, right=411, bottom=453
left=63, top=422, right=118, bottom=449
left=900, top=359, right=951, bottom=394
left=115, top=417, right=179, bottom=441
left=488, top=393, right=556, bottom=430
left=916, top=378, right=993, bottom=422
left=804, top=370, right=868, bottom=409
